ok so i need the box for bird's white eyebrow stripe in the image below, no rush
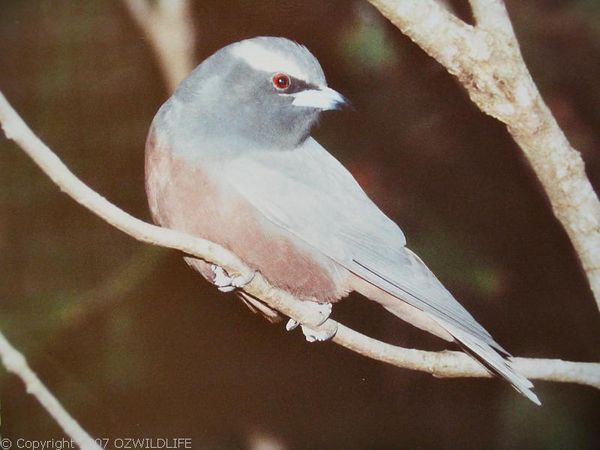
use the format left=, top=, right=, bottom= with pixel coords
left=231, top=40, right=310, bottom=82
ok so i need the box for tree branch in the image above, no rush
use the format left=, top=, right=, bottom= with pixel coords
left=367, top=0, right=600, bottom=311
left=469, top=0, right=514, bottom=33
left=121, top=0, right=195, bottom=92
left=1, top=91, right=599, bottom=392
left=0, top=331, right=102, bottom=449
left=335, top=323, right=600, bottom=388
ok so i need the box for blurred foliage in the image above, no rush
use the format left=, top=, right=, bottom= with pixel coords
left=0, top=0, right=599, bottom=448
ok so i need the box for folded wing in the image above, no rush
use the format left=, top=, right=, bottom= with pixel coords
left=224, top=137, right=539, bottom=404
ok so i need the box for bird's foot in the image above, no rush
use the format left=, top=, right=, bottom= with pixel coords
left=286, top=303, right=335, bottom=342
left=211, top=265, right=255, bottom=293
left=287, top=322, right=336, bottom=342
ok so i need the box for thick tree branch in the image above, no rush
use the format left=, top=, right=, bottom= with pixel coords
left=469, top=0, right=514, bottom=33
left=0, top=331, right=102, bottom=449
left=2, top=91, right=599, bottom=393
left=367, top=0, right=475, bottom=73
left=367, top=0, right=600, bottom=311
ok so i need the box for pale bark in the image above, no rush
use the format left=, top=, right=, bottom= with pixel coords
left=367, top=0, right=600, bottom=310
left=0, top=331, right=101, bottom=450
left=2, top=91, right=599, bottom=391
left=0, top=0, right=197, bottom=443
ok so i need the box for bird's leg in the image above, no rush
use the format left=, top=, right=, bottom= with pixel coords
left=286, top=302, right=335, bottom=342
left=211, top=261, right=333, bottom=340
left=210, top=264, right=255, bottom=293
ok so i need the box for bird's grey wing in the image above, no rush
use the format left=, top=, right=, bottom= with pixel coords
left=223, top=138, right=539, bottom=404
left=223, top=138, right=498, bottom=345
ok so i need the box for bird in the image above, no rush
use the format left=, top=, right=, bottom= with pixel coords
left=145, top=36, right=540, bottom=405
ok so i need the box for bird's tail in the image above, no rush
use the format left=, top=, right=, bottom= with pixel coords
left=350, top=272, right=541, bottom=405
left=440, top=320, right=541, bottom=405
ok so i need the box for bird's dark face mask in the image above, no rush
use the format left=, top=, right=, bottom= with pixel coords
left=220, top=60, right=325, bottom=150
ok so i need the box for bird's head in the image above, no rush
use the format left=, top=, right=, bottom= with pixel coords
left=171, top=36, right=349, bottom=151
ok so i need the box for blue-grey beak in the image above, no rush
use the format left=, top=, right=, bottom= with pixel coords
left=291, top=87, right=351, bottom=111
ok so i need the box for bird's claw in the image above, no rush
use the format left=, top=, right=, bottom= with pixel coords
left=286, top=319, right=337, bottom=342
left=285, top=302, right=334, bottom=342
left=285, top=319, right=300, bottom=331
left=211, top=265, right=255, bottom=293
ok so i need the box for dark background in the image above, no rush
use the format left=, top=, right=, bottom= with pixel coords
left=1, top=0, right=599, bottom=448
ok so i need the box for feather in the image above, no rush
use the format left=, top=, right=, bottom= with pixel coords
left=222, top=137, right=539, bottom=403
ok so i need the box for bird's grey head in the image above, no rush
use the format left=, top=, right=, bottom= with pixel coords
left=165, top=37, right=347, bottom=153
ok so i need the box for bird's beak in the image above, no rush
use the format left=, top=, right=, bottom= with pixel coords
left=291, top=87, right=350, bottom=111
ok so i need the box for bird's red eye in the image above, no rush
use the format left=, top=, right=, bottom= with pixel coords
left=272, top=73, right=291, bottom=90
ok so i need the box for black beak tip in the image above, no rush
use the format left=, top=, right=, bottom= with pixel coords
left=334, top=95, right=355, bottom=112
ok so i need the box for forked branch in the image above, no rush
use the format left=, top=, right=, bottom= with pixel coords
left=367, top=0, right=600, bottom=310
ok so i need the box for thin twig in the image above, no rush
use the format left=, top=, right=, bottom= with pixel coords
left=0, top=2, right=196, bottom=444
left=0, top=331, right=101, bottom=450
left=334, top=323, right=600, bottom=388
left=1, top=91, right=599, bottom=391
